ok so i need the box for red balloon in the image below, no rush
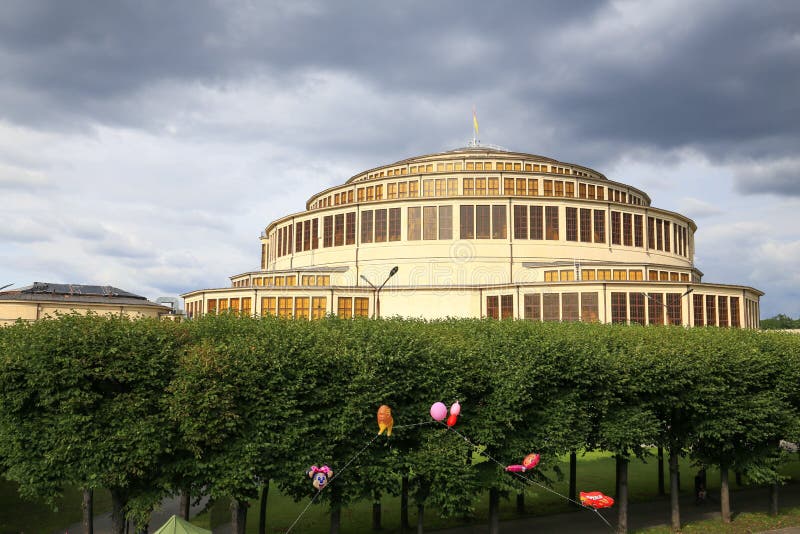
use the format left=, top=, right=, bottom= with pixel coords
left=523, top=453, right=540, bottom=469
left=505, top=464, right=526, bottom=473
left=446, top=413, right=458, bottom=427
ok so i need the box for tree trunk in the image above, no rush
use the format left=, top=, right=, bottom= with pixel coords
left=569, top=451, right=577, bottom=507
left=657, top=447, right=665, bottom=496
left=110, top=489, right=127, bottom=534
left=401, top=476, right=410, bottom=531
left=488, top=487, right=500, bottom=534
left=330, top=506, right=341, bottom=534
left=330, top=482, right=342, bottom=534
left=231, top=499, right=248, bottom=534
left=516, top=492, right=524, bottom=514
left=372, top=498, right=382, bottom=530
left=669, top=448, right=680, bottom=532
left=82, top=488, right=93, bottom=534
left=416, top=503, right=424, bottom=534
left=615, top=455, right=621, bottom=503
left=180, top=491, right=190, bottom=520
left=720, top=467, right=731, bottom=523
left=770, top=482, right=779, bottom=516
left=617, top=456, right=628, bottom=534
left=259, top=480, right=269, bottom=534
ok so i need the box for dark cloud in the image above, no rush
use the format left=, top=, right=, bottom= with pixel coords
left=734, top=158, right=800, bottom=197
left=524, top=2, right=800, bottom=166
left=2, top=0, right=796, bottom=167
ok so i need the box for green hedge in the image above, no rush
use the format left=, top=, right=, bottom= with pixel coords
left=1, top=314, right=799, bottom=527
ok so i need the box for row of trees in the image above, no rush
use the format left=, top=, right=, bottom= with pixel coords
left=762, top=314, right=800, bottom=330
left=1, top=313, right=799, bottom=534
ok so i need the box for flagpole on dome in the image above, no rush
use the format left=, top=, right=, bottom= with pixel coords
left=471, top=105, right=480, bottom=147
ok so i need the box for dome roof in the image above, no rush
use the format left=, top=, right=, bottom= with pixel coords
left=344, top=147, right=608, bottom=185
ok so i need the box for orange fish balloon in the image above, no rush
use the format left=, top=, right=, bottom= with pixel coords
left=377, top=405, right=394, bottom=436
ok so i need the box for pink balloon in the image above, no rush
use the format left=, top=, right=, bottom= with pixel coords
left=430, top=402, right=447, bottom=421
left=505, top=465, right=526, bottom=473
left=450, top=401, right=461, bottom=416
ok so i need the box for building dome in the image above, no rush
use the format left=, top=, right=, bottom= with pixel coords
left=183, top=147, right=761, bottom=327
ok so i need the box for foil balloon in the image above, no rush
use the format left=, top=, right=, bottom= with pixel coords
left=377, top=405, right=394, bottom=436
left=446, top=413, right=458, bottom=427
left=505, top=465, right=526, bottom=473
left=580, top=491, right=614, bottom=509
left=307, top=465, right=333, bottom=491
left=430, top=402, right=447, bottom=421
left=523, top=453, right=540, bottom=470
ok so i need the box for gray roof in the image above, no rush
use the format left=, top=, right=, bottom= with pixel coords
left=0, top=282, right=169, bottom=309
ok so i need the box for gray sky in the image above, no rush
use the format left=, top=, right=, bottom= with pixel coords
left=1, top=0, right=798, bottom=317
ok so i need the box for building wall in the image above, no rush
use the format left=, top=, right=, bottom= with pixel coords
left=183, top=148, right=761, bottom=328
left=0, top=301, right=167, bottom=326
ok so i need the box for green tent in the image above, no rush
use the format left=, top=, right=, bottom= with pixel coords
left=152, top=515, right=212, bottom=534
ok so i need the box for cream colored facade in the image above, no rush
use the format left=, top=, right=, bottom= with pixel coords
left=0, top=283, right=172, bottom=326
left=183, top=147, right=762, bottom=327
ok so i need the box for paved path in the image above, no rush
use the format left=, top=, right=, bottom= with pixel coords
left=434, top=482, right=800, bottom=534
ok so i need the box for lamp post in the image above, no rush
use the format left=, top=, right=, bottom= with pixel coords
left=0, top=283, right=12, bottom=291
left=360, top=266, right=399, bottom=319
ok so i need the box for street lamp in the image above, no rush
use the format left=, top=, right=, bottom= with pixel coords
left=360, top=266, right=399, bottom=319
left=0, top=283, right=13, bottom=291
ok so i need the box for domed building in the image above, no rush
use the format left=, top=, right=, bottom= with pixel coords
left=182, top=147, right=762, bottom=327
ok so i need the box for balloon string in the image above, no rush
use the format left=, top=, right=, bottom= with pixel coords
left=392, top=420, right=438, bottom=430
left=286, top=431, right=383, bottom=533
left=439, top=421, right=615, bottom=531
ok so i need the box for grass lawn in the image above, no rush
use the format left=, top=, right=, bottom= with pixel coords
left=639, top=507, right=800, bottom=534
left=0, top=479, right=111, bottom=534
left=2, top=450, right=796, bottom=533
left=190, top=450, right=800, bottom=533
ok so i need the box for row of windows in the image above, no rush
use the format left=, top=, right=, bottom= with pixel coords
left=361, top=160, right=594, bottom=181
left=562, top=207, right=605, bottom=243
left=745, top=299, right=759, bottom=329
left=312, top=174, right=645, bottom=210
left=691, top=294, right=742, bottom=328
left=648, top=271, right=692, bottom=282
left=489, top=291, right=743, bottom=327
left=234, top=267, right=692, bottom=290
left=524, top=292, right=601, bottom=322
left=189, top=291, right=749, bottom=328
left=269, top=204, right=690, bottom=261
left=544, top=268, right=645, bottom=282
left=261, top=296, right=329, bottom=319
left=484, top=292, right=602, bottom=322
left=607, top=212, right=690, bottom=257
left=233, top=275, right=332, bottom=288
left=186, top=299, right=202, bottom=318
left=609, top=292, right=684, bottom=325
left=193, top=295, right=376, bottom=320
left=361, top=208, right=402, bottom=243
left=205, top=297, right=253, bottom=316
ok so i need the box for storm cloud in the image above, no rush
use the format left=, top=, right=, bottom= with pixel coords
left=0, top=0, right=798, bottom=316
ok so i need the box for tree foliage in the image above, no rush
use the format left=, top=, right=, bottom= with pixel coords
left=1, top=314, right=799, bottom=531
